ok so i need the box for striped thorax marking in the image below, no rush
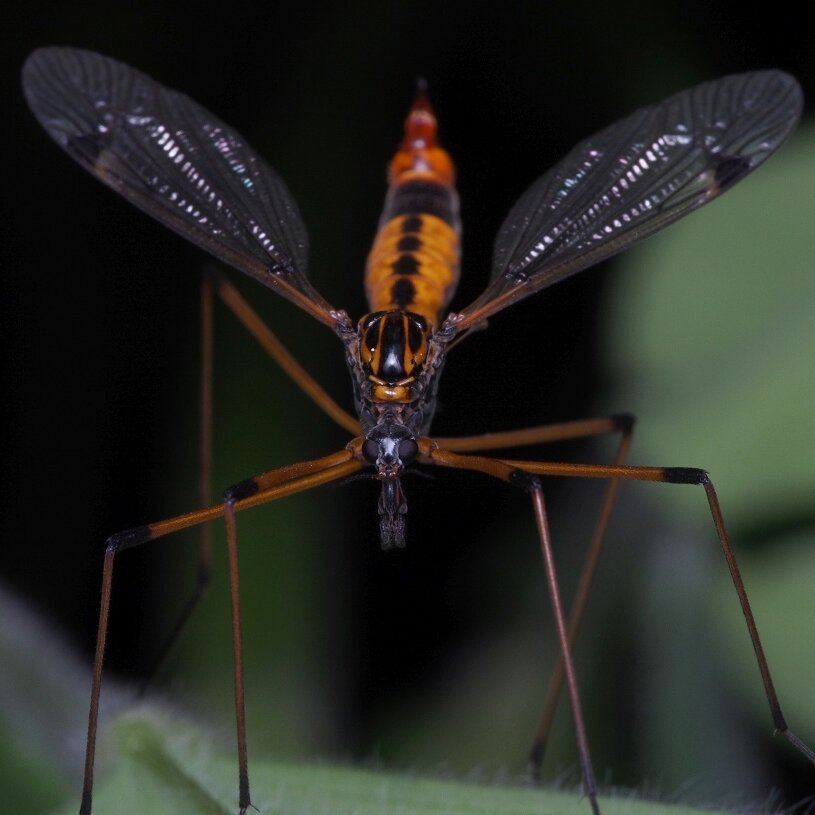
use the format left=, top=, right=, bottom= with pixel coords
left=357, top=310, right=429, bottom=403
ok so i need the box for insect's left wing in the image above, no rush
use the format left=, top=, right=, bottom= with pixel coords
left=22, top=47, right=340, bottom=327
left=452, top=71, right=802, bottom=332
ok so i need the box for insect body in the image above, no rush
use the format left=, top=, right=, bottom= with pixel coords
left=364, top=83, right=460, bottom=328
left=354, top=86, right=461, bottom=545
left=22, top=48, right=812, bottom=815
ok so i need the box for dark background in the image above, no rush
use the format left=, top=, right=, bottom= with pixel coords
left=3, top=2, right=814, bottom=812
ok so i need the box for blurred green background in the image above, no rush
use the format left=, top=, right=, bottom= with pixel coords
left=2, top=1, right=814, bottom=812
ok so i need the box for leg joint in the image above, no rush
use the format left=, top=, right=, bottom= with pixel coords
left=201, top=262, right=226, bottom=290
left=612, top=412, right=636, bottom=434
left=224, top=478, right=259, bottom=502
left=106, top=525, right=151, bottom=554
left=510, top=469, right=542, bottom=493
left=663, top=467, right=710, bottom=485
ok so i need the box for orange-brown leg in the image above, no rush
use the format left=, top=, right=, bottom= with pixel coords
left=529, top=481, right=601, bottom=815
left=426, top=442, right=815, bottom=776
left=435, top=415, right=636, bottom=776
left=224, top=498, right=250, bottom=813
left=418, top=441, right=602, bottom=813
left=501, top=458, right=815, bottom=768
left=433, top=413, right=632, bottom=454
left=141, top=270, right=361, bottom=694
left=138, top=275, right=216, bottom=695
left=79, top=447, right=363, bottom=815
left=208, top=267, right=360, bottom=434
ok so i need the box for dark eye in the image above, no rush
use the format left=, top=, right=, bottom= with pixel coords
left=398, top=439, right=418, bottom=463
left=362, top=440, right=380, bottom=463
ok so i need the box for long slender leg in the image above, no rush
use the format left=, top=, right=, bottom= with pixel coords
left=79, top=448, right=363, bottom=815
left=138, top=275, right=215, bottom=695
left=529, top=483, right=600, bottom=815
left=529, top=417, right=634, bottom=777
left=433, top=413, right=632, bottom=453
left=423, top=441, right=815, bottom=772
left=417, top=440, right=602, bottom=812
left=224, top=499, right=251, bottom=813
left=140, top=269, right=360, bottom=694
left=432, top=413, right=638, bottom=776
left=208, top=267, right=360, bottom=434
left=199, top=271, right=214, bottom=564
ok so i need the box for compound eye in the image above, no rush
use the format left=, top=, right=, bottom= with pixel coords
left=398, top=438, right=418, bottom=463
left=362, top=440, right=380, bottom=464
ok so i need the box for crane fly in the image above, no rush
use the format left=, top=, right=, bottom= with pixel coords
left=22, top=47, right=813, bottom=814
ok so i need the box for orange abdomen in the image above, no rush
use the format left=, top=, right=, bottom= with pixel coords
left=365, top=85, right=461, bottom=328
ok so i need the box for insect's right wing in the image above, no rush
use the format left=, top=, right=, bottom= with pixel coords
left=22, top=47, right=340, bottom=328
left=452, top=71, right=803, bottom=332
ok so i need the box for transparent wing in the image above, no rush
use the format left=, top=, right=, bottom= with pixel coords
left=454, top=71, right=802, bottom=331
left=22, top=47, right=339, bottom=327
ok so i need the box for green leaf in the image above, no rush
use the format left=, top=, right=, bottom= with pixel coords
left=55, top=708, right=731, bottom=815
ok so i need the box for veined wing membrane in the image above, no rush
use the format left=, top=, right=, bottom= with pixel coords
left=453, top=71, right=802, bottom=331
left=22, top=47, right=339, bottom=327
